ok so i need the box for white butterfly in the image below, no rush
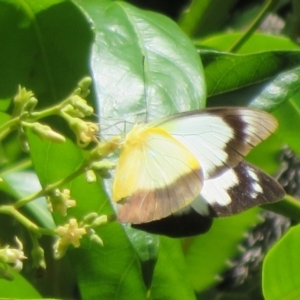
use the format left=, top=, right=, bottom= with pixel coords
left=112, top=107, right=285, bottom=237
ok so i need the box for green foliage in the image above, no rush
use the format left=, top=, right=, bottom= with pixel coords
left=263, top=224, right=300, bottom=300
left=0, top=0, right=300, bottom=299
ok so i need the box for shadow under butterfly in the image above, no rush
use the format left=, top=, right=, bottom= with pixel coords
left=112, top=107, right=285, bottom=237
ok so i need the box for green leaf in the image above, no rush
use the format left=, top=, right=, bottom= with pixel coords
left=124, top=227, right=159, bottom=290
left=200, top=50, right=300, bottom=111
left=151, top=237, right=196, bottom=300
left=178, top=0, right=237, bottom=38
left=272, top=95, right=300, bottom=155
left=183, top=208, right=261, bottom=292
left=0, top=268, right=41, bottom=298
left=0, top=0, right=92, bottom=105
left=263, top=224, right=300, bottom=300
left=75, top=0, right=206, bottom=132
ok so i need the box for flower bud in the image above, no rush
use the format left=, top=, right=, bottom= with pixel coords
left=89, top=234, right=104, bottom=247
left=90, top=137, right=121, bottom=160
left=31, top=245, right=46, bottom=269
left=85, top=169, right=97, bottom=183
left=24, top=122, right=66, bottom=143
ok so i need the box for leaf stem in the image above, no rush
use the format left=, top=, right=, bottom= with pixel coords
left=0, top=205, right=55, bottom=235
left=228, top=0, right=278, bottom=53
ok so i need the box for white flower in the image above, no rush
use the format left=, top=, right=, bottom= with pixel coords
left=54, top=219, right=86, bottom=259
left=47, top=189, right=76, bottom=216
left=0, top=237, right=27, bottom=271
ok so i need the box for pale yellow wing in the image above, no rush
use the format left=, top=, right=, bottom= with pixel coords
left=113, top=124, right=203, bottom=224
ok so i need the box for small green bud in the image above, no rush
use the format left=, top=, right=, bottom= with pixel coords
left=86, top=169, right=97, bottom=183
left=13, top=86, right=33, bottom=113
left=89, top=234, right=104, bottom=247
left=23, top=97, right=38, bottom=114
left=90, top=137, right=121, bottom=160
left=69, top=95, right=94, bottom=116
left=90, top=160, right=116, bottom=171
left=31, top=246, right=46, bottom=269
left=93, top=215, right=108, bottom=227
left=26, top=122, right=66, bottom=143
left=82, top=212, right=98, bottom=224
left=78, top=77, right=92, bottom=91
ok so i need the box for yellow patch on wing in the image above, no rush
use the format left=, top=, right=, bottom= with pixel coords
left=113, top=124, right=203, bottom=224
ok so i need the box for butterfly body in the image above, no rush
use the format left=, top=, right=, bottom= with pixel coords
left=112, top=107, right=285, bottom=236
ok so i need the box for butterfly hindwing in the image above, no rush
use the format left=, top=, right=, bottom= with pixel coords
left=198, top=161, right=285, bottom=217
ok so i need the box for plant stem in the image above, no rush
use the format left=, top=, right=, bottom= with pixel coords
left=262, top=194, right=300, bottom=222
left=0, top=205, right=55, bottom=235
left=228, top=0, right=278, bottom=53
left=14, top=164, right=85, bottom=209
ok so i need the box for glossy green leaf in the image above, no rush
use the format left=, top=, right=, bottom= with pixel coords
left=263, top=224, right=300, bottom=300
left=76, top=0, right=206, bottom=134
left=183, top=208, right=261, bottom=291
left=200, top=50, right=300, bottom=110
left=124, top=227, right=159, bottom=290
left=151, top=237, right=196, bottom=300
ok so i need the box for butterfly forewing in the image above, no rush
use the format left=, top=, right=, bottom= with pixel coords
left=113, top=124, right=203, bottom=224
left=157, top=107, right=278, bottom=180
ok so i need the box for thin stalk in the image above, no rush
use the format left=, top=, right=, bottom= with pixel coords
left=0, top=205, right=55, bottom=235
left=14, top=164, right=86, bottom=209
left=228, top=0, right=278, bottom=53
left=261, top=194, right=300, bottom=222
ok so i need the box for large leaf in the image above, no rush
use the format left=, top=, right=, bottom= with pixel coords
left=263, top=224, right=300, bottom=300
left=151, top=237, right=196, bottom=300
left=0, top=267, right=41, bottom=298
left=76, top=0, right=206, bottom=134
left=201, top=50, right=300, bottom=111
